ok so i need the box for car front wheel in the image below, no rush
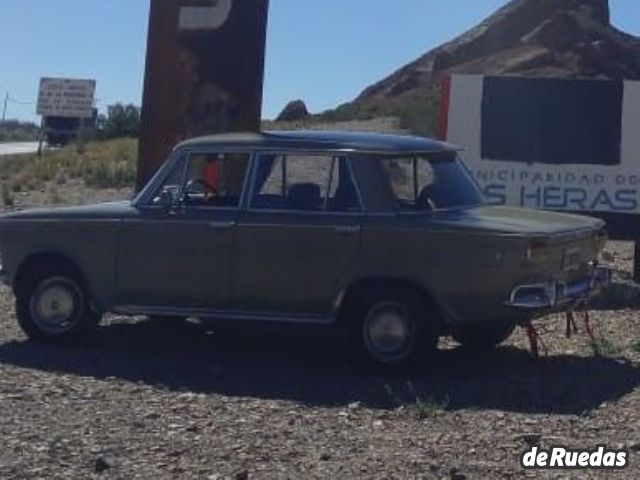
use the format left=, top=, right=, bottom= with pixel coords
left=16, top=264, right=100, bottom=342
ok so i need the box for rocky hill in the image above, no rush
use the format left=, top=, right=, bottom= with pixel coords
left=276, top=100, right=309, bottom=122
left=317, top=0, right=640, bottom=136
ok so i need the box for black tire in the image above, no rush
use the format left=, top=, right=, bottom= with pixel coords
left=451, top=322, right=515, bottom=350
left=15, top=262, right=100, bottom=342
left=346, top=285, right=441, bottom=371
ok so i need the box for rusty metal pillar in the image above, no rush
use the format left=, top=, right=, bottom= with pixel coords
left=138, top=0, right=270, bottom=190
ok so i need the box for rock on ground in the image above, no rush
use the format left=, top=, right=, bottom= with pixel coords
left=0, top=190, right=639, bottom=478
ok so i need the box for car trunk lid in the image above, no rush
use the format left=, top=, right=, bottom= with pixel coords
left=432, top=205, right=605, bottom=236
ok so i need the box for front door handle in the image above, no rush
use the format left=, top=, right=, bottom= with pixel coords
left=335, top=225, right=361, bottom=235
left=210, top=221, right=236, bottom=231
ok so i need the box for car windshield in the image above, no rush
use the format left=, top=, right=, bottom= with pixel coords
left=381, top=155, right=485, bottom=211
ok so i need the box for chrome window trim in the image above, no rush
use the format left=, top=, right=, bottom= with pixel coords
left=346, top=153, right=366, bottom=213
left=324, top=156, right=338, bottom=211
left=178, top=145, right=459, bottom=156
left=245, top=151, right=365, bottom=215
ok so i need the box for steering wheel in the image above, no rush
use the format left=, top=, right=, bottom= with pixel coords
left=185, top=179, right=219, bottom=200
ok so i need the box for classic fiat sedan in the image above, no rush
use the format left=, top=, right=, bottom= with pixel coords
left=0, top=131, right=610, bottom=368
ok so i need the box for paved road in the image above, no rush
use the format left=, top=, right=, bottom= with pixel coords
left=0, top=142, right=41, bottom=156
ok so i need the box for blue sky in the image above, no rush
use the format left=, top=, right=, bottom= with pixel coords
left=0, top=0, right=638, bottom=123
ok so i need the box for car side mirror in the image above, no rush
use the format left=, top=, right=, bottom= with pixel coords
left=154, top=186, right=180, bottom=211
left=158, top=190, right=174, bottom=209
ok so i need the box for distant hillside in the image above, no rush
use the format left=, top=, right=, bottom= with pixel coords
left=316, top=0, right=640, bottom=136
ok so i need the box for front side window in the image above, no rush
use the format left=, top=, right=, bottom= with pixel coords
left=153, top=152, right=250, bottom=208
left=381, top=155, right=485, bottom=211
left=251, top=153, right=360, bottom=213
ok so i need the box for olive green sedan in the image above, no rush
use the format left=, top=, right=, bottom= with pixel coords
left=0, top=131, right=611, bottom=368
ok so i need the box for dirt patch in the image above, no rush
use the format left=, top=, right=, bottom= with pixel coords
left=0, top=189, right=639, bottom=478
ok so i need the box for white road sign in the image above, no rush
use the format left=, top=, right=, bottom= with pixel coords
left=37, top=78, right=96, bottom=119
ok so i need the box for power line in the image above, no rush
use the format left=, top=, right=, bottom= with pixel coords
left=7, top=96, right=34, bottom=106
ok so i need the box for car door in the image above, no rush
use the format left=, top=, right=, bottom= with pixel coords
left=115, top=150, right=251, bottom=311
left=234, top=152, right=363, bottom=318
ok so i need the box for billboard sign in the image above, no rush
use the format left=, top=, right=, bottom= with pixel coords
left=440, top=75, right=640, bottom=215
left=37, top=78, right=96, bottom=119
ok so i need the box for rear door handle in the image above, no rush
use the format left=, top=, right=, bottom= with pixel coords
left=210, top=221, right=236, bottom=231
left=335, top=225, right=361, bottom=235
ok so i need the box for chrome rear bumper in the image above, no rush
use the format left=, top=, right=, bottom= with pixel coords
left=505, top=266, right=612, bottom=310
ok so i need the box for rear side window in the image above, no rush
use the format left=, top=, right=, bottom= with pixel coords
left=251, top=154, right=361, bottom=212
left=381, top=156, right=485, bottom=211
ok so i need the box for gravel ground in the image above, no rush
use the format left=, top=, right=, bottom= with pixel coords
left=0, top=190, right=639, bottom=479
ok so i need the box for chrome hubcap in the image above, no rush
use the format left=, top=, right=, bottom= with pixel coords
left=364, top=302, right=414, bottom=363
left=30, top=277, right=81, bottom=334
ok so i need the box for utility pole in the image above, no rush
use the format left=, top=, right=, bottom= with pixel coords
left=0, top=93, right=9, bottom=140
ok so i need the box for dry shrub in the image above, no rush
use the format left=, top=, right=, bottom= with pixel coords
left=0, top=139, right=138, bottom=192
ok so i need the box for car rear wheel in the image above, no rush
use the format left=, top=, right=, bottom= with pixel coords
left=16, top=264, right=100, bottom=342
left=451, top=322, right=515, bottom=349
left=349, top=286, right=440, bottom=371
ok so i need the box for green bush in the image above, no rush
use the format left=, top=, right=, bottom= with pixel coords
left=0, top=120, right=39, bottom=142
left=96, top=103, right=141, bottom=140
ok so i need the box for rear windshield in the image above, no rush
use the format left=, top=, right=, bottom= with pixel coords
left=381, top=155, right=485, bottom=211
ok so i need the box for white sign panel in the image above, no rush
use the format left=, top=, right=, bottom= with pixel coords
left=37, top=78, right=96, bottom=119
left=179, top=0, right=233, bottom=31
left=443, top=75, right=640, bottom=215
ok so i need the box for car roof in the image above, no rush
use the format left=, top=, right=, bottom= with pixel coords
left=177, top=130, right=460, bottom=155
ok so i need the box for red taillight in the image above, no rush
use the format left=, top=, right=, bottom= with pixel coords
left=526, top=239, right=550, bottom=263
